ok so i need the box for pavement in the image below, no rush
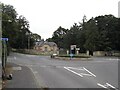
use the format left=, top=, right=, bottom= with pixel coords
left=3, top=62, right=39, bottom=89
left=2, top=52, right=119, bottom=89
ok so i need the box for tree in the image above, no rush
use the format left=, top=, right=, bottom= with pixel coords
left=95, top=15, right=118, bottom=51
left=51, top=26, right=68, bottom=48
left=31, top=33, right=41, bottom=42
left=84, top=18, right=99, bottom=52
left=46, top=14, right=120, bottom=52
left=2, top=3, right=38, bottom=49
left=2, top=4, right=18, bottom=50
left=63, top=23, right=80, bottom=49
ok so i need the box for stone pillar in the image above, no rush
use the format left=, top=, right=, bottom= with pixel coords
left=76, top=50, right=79, bottom=55
left=86, top=50, right=89, bottom=56
left=57, top=51, right=59, bottom=55
left=67, top=50, right=69, bottom=55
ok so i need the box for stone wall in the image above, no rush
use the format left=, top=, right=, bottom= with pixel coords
left=93, top=51, right=106, bottom=56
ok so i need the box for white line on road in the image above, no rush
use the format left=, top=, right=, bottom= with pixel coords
left=106, top=83, right=116, bottom=89
left=28, top=67, right=48, bottom=88
left=67, top=67, right=84, bottom=71
left=33, top=71, right=38, bottom=74
left=64, top=67, right=83, bottom=77
left=97, top=83, right=117, bottom=89
left=83, top=67, right=96, bottom=77
left=106, top=58, right=120, bottom=61
left=80, top=73, right=93, bottom=76
left=97, top=83, right=107, bottom=88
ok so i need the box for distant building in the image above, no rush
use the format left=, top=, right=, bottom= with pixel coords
left=34, top=40, right=58, bottom=54
left=118, top=1, right=120, bottom=18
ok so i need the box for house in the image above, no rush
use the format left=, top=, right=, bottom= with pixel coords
left=34, top=40, right=58, bottom=54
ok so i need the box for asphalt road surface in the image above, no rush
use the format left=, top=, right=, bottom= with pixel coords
left=7, top=52, right=119, bottom=89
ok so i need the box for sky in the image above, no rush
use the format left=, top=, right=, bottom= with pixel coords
left=0, top=0, right=120, bottom=40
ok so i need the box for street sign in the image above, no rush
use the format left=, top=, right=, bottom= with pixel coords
left=1, top=38, right=8, bottom=41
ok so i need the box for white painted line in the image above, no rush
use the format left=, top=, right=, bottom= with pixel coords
left=33, top=71, right=38, bottom=74
left=67, top=67, right=84, bottom=71
left=64, top=67, right=83, bottom=77
left=80, top=73, right=92, bottom=76
left=83, top=67, right=96, bottom=77
left=106, top=83, right=116, bottom=89
left=106, top=58, right=120, bottom=61
left=97, top=83, right=107, bottom=88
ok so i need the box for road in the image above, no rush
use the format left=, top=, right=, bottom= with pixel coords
left=7, top=52, right=119, bottom=89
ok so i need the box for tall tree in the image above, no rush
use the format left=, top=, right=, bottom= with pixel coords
left=51, top=26, right=68, bottom=48
left=2, top=3, right=37, bottom=49
left=84, top=18, right=99, bottom=52
left=2, top=4, right=18, bottom=49
left=95, top=15, right=118, bottom=51
left=63, top=23, right=80, bottom=49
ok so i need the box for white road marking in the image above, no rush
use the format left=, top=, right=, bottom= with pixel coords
left=97, top=83, right=107, bottom=88
left=80, top=73, right=92, bottom=76
left=106, top=83, right=116, bottom=89
left=33, top=71, right=38, bottom=74
left=97, top=83, right=117, bottom=89
left=67, top=67, right=84, bottom=71
left=64, top=67, right=96, bottom=77
left=106, top=58, right=120, bottom=61
left=28, top=67, right=48, bottom=88
left=83, top=67, right=96, bottom=77
left=64, top=67, right=83, bottom=77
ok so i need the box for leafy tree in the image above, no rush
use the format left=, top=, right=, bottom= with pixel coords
left=47, top=14, right=120, bottom=53
left=51, top=26, right=68, bottom=48
left=63, top=23, right=80, bottom=49
left=2, top=3, right=41, bottom=49
left=95, top=15, right=118, bottom=51
left=31, top=33, right=41, bottom=42
left=84, top=18, right=99, bottom=52
left=2, top=4, right=18, bottom=50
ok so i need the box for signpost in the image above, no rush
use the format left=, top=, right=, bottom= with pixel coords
left=70, top=45, right=76, bottom=59
left=70, top=53, right=73, bottom=60
left=1, top=38, right=8, bottom=80
left=1, top=38, right=8, bottom=41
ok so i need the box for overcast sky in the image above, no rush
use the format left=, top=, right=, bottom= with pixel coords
left=0, top=0, right=120, bottom=39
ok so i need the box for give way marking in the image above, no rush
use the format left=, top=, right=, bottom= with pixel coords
left=64, top=67, right=96, bottom=77
left=97, top=83, right=118, bottom=90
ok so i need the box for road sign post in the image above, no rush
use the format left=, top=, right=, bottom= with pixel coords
left=1, top=38, right=8, bottom=80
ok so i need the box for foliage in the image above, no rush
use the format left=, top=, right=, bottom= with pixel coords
left=2, top=3, right=41, bottom=49
left=47, top=26, right=68, bottom=48
left=48, top=15, right=120, bottom=52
